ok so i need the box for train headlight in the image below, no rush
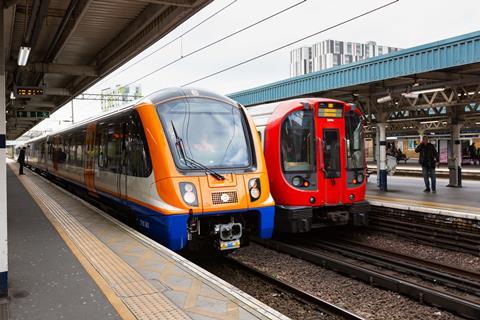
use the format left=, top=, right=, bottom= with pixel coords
left=248, top=178, right=261, bottom=201
left=180, top=182, right=198, bottom=206
left=356, top=173, right=364, bottom=184
left=292, top=176, right=303, bottom=187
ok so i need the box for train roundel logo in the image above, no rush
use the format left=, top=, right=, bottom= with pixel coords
left=220, top=193, right=230, bottom=203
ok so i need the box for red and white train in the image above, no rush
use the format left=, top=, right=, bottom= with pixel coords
left=247, top=98, right=369, bottom=233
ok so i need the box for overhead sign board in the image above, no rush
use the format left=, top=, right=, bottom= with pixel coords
left=14, top=86, right=45, bottom=98
left=16, top=111, right=50, bottom=119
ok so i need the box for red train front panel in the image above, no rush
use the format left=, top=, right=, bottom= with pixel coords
left=260, top=98, right=369, bottom=233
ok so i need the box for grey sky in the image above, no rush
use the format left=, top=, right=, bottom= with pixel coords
left=24, top=0, right=480, bottom=136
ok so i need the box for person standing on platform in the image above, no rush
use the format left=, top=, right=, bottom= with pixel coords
left=415, top=136, right=439, bottom=193
left=18, top=147, right=26, bottom=175
left=468, top=143, right=476, bottom=165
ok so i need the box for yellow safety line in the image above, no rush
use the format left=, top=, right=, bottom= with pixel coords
left=366, top=194, right=480, bottom=214
left=10, top=164, right=136, bottom=320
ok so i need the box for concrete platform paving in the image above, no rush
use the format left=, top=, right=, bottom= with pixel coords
left=7, top=165, right=120, bottom=320
left=367, top=174, right=480, bottom=219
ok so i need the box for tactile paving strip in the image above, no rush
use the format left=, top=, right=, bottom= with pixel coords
left=20, top=177, right=191, bottom=320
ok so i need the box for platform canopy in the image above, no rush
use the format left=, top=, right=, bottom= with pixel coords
left=4, top=0, right=212, bottom=140
left=229, top=31, right=480, bottom=137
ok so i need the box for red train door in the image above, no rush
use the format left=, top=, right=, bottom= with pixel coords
left=84, top=123, right=96, bottom=194
left=316, top=103, right=344, bottom=205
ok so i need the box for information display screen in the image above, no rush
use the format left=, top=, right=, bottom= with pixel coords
left=14, top=86, right=45, bottom=97
left=317, top=102, right=343, bottom=118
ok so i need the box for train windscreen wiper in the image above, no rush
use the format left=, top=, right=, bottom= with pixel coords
left=171, top=121, right=225, bottom=181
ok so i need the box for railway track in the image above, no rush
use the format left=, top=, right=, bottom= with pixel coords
left=369, top=216, right=480, bottom=256
left=222, top=256, right=365, bottom=320
left=255, top=238, right=480, bottom=320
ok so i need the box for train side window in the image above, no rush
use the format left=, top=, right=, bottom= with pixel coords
left=96, top=123, right=108, bottom=169
left=75, top=134, right=84, bottom=167
left=126, top=111, right=152, bottom=177
left=99, top=117, right=126, bottom=173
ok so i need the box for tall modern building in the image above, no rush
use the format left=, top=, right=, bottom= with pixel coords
left=290, top=40, right=401, bottom=77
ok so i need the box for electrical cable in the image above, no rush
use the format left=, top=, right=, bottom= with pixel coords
left=119, top=0, right=308, bottom=89
left=95, top=0, right=239, bottom=88
left=179, top=0, right=399, bottom=87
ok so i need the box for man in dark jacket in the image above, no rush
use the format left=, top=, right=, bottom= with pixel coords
left=18, top=147, right=26, bottom=175
left=415, top=136, right=439, bottom=192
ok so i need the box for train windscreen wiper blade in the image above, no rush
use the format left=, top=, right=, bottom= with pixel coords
left=171, top=121, right=225, bottom=181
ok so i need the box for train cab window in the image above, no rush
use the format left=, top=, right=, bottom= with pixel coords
left=281, top=110, right=316, bottom=172
left=157, top=97, right=252, bottom=170
left=323, top=129, right=341, bottom=178
left=345, top=110, right=365, bottom=170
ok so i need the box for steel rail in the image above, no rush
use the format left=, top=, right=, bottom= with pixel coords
left=255, top=238, right=480, bottom=320
left=301, top=238, right=480, bottom=295
left=223, top=256, right=365, bottom=320
left=369, top=218, right=480, bottom=256
left=371, top=216, right=480, bottom=242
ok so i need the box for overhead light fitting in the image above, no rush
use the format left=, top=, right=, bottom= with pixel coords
left=376, top=95, right=392, bottom=104
left=420, top=120, right=440, bottom=124
left=17, top=46, right=31, bottom=66
left=401, top=92, right=419, bottom=99
left=10, top=92, right=15, bottom=100
left=410, top=87, right=445, bottom=95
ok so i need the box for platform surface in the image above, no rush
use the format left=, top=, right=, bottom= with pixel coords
left=7, top=164, right=120, bottom=320
left=6, top=160, right=288, bottom=320
left=367, top=174, right=480, bottom=219
left=367, top=160, right=480, bottom=174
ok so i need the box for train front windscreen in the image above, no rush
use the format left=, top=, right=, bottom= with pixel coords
left=157, top=97, right=252, bottom=171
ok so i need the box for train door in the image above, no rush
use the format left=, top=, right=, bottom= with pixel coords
left=84, top=123, right=96, bottom=194
left=316, top=102, right=344, bottom=205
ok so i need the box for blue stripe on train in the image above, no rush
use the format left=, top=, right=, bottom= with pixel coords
left=99, top=190, right=275, bottom=251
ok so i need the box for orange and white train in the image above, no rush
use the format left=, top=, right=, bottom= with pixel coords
left=24, top=88, right=275, bottom=251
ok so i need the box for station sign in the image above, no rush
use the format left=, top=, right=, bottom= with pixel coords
left=16, top=111, right=50, bottom=119
left=13, top=85, right=45, bottom=98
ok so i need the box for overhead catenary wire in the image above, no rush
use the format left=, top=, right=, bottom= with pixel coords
left=119, top=0, right=308, bottom=89
left=179, top=0, right=400, bottom=88
left=95, top=0, right=239, bottom=88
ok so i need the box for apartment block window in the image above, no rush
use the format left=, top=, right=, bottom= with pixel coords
left=346, top=43, right=352, bottom=54
left=334, top=41, right=341, bottom=53
left=333, top=54, right=340, bottom=66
